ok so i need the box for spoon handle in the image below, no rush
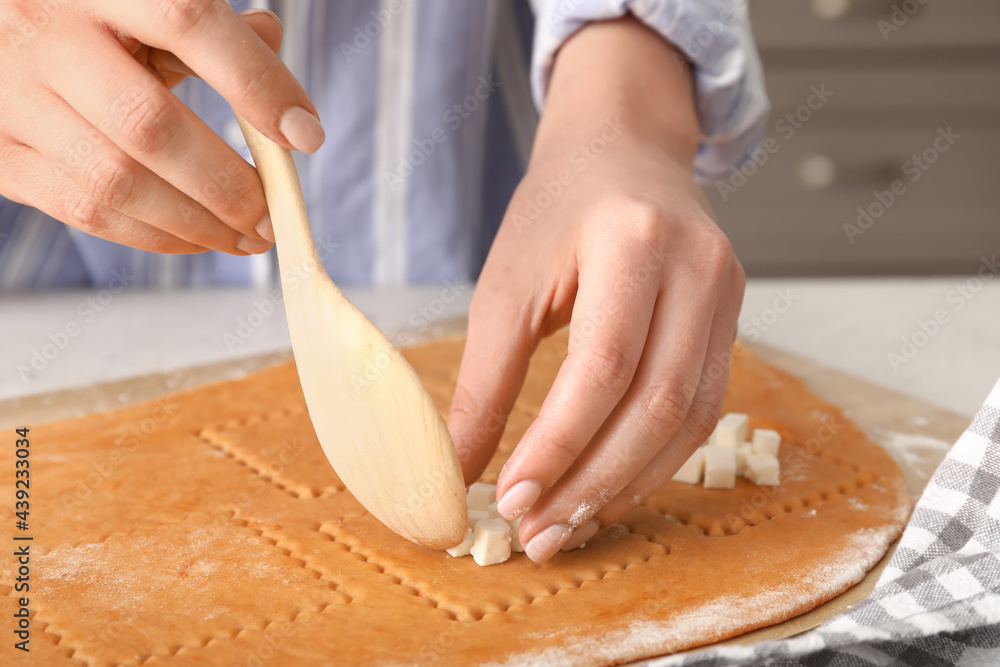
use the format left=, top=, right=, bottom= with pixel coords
left=234, top=113, right=331, bottom=291
left=232, top=113, right=468, bottom=550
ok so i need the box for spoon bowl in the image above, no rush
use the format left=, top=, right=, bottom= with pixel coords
left=236, top=114, right=467, bottom=549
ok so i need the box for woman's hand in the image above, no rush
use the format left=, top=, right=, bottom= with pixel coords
left=0, top=0, right=324, bottom=254
left=449, top=16, right=745, bottom=563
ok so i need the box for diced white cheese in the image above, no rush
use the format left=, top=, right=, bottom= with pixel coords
left=468, top=508, right=490, bottom=523
left=471, top=517, right=512, bottom=566
left=487, top=502, right=501, bottom=519
left=735, top=442, right=753, bottom=478
left=703, top=445, right=737, bottom=489
left=672, top=448, right=705, bottom=485
left=446, top=528, right=475, bottom=557
left=467, top=482, right=497, bottom=512
left=745, top=453, right=781, bottom=486
left=509, top=516, right=524, bottom=553
left=714, top=413, right=749, bottom=449
left=752, top=429, right=781, bottom=458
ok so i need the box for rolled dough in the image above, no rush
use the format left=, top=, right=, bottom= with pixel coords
left=0, top=334, right=911, bottom=666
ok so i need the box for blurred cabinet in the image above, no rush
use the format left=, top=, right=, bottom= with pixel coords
left=708, top=0, right=1000, bottom=275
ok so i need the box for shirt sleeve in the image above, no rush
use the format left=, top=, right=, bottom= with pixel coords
left=530, top=0, right=770, bottom=183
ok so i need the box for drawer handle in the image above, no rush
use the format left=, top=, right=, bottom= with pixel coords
left=811, top=0, right=901, bottom=21
left=811, top=0, right=852, bottom=21
left=797, top=154, right=838, bottom=190
left=797, top=153, right=901, bottom=191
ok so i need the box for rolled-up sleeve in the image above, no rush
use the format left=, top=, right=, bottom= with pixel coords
left=531, top=0, right=770, bottom=183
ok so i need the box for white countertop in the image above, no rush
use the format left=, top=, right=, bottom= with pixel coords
left=2, top=278, right=998, bottom=417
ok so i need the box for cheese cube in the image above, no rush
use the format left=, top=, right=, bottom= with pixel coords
left=752, top=429, right=781, bottom=457
left=703, top=445, right=737, bottom=489
left=714, top=413, right=749, bottom=449
left=487, top=502, right=502, bottom=519
left=446, top=528, right=474, bottom=557
left=471, top=517, right=512, bottom=566
left=468, top=508, right=490, bottom=523
left=735, top=442, right=753, bottom=478
left=705, top=422, right=720, bottom=446
left=509, top=516, right=524, bottom=553
left=746, top=453, right=781, bottom=486
left=467, top=483, right=497, bottom=512
left=672, top=448, right=705, bottom=485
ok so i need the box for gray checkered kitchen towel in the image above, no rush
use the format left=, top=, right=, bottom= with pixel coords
left=647, top=379, right=1000, bottom=667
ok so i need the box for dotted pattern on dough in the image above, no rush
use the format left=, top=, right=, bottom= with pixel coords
left=198, top=406, right=346, bottom=499
left=647, top=464, right=877, bottom=538
left=182, top=401, right=873, bottom=629
left=1, top=412, right=883, bottom=667
left=3, top=514, right=352, bottom=667
left=0, top=337, right=911, bottom=667
left=319, top=520, right=669, bottom=622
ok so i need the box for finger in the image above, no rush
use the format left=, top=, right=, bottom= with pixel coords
left=495, top=241, right=658, bottom=521
left=518, top=236, right=744, bottom=563
left=146, top=9, right=283, bottom=84
left=242, top=9, right=284, bottom=53
left=10, top=91, right=271, bottom=255
left=596, top=255, right=745, bottom=528
left=0, top=140, right=207, bottom=254
left=517, top=273, right=714, bottom=562
left=97, top=0, right=324, bottom=153
left=39, top=28, right=272, bottom=242
left=449, top=276, right=539, bottom=486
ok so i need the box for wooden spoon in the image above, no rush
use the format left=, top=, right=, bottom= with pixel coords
left=235, top=114, right=467, bottom=549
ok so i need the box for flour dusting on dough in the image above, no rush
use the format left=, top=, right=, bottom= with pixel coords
left=875, top=430, right=951, bottom=482
left=482, top=526, right=900, bottom=667
left=847, top=497, right=870, bottom=511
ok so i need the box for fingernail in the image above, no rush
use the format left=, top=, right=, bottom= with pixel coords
left=280, top=106, right=325, bottom=154
left=525, top=523, right=572, bottom=563
left=236, top=235, right=273, bottom=255
left=243, top=8, right=281, bottom=23
left=255, top=212, right=274, bottom=243
left=561, top=519, right=600, bottom=551
left=497, top=480, right=543, bottom=521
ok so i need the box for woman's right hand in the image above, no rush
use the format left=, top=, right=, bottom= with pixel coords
left=0, top=0, right=325, bottom=254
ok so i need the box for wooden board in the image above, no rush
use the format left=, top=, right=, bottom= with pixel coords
left=0, top=323, right=970, bottom=655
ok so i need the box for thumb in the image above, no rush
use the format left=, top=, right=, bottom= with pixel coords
left=449, top=282, right=538, bottom=486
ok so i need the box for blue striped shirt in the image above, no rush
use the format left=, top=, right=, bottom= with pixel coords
left=0, top=0, right=767, bottom=290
